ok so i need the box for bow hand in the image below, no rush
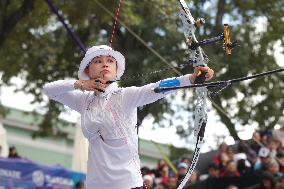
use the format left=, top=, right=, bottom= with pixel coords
left=189, top=66, right=214, bottom=84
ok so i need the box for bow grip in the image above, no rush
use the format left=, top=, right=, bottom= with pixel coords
left=194, top=69, right=207, bottom=84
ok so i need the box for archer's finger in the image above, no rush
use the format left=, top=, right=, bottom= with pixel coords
left=193, top=66, right=202, bottom=76
left=91, top=84, right=106, bottom=92
left=91, top=84, right=105, bottom=93
left=94, top=78, right=106, bottom=84
left=205, top=69, right=214, bottom=81
left=205, top=68, right=214, bottom=76
left=94, top=88, right=105, bottom=93
left=198, top=66, right=210, bottom=72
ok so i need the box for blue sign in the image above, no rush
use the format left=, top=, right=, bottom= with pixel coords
left=0, top=158, right=85, bottom=189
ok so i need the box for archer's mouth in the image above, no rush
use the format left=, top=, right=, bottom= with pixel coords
left=100, top=70, right=110, bottom=74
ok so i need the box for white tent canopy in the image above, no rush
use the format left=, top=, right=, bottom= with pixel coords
left=0, top=122, right=9, bottom=157
left=72, top=119, right=88, bottom=173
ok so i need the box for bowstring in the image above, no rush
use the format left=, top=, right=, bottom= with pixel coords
left=109, top=0, right=123, bottom=47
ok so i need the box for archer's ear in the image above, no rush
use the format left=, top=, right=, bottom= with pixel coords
left=84, top=67, right=89, bottom=77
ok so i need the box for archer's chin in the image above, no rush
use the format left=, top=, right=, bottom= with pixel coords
left=102, top=74, right=116, bottom=81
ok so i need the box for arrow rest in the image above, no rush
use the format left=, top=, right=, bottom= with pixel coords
left=194, top=18, right=205, bottom=28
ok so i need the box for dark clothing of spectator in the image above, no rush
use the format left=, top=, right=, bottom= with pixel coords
left=250, top=140, right=262, bottom=155
left=75, top=181, right=85, bottom=189
left=220, top=171, right=240, bottom=177
left=257, top=172, right=276, bottom=189
left=237, top=159, right=253, bottom=176
left=208, top=163, right=220, bottom=178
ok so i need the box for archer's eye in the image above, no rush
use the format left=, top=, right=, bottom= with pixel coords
left=107, top=59, right=114, bottom=63
left=94, top=60, right=102, bottom=64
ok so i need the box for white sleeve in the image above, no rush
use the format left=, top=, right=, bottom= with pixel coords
left=42, top=80, right=85, bottom=113
left=121, top=74, right=191, bottom=111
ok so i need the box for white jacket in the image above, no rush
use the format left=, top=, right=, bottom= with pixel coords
left=42, top=75, right=191, bottom=189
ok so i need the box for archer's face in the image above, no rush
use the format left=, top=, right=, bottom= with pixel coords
left=85, top=55, right=117, bottom=81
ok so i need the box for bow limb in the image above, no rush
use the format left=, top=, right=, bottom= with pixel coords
left=177, top=1, right=208, bottom=188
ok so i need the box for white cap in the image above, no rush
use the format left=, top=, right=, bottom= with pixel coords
left=143, top=175, right=153, bottom=184
left=78, top=45, right=125, bottom=80
left=178, top=162, right=188, bottom=169
left=258, top=147, right=270, bottom=158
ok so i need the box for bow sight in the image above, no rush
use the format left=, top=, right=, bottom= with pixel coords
left=186, top=20, right=238, bottom=55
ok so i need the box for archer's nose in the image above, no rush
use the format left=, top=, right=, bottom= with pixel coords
left=102, top=60, right=109, bottom=68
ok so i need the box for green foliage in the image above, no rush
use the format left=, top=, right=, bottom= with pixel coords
left=169, top=144, right=193, bottom=161
left=0, top=0, right=283, bottom=139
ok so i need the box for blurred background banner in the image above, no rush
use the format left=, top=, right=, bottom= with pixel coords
left=0, top=157, right=85, bottom=189
left=0, top=177, right=36, bottom=189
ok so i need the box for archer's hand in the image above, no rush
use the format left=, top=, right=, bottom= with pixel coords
left=74, top=78, right=107, bottom=93
left=189, top=66, right=214, bottom=83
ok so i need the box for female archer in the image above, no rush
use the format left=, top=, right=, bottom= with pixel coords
left=43, top=45, right=214, bottom=189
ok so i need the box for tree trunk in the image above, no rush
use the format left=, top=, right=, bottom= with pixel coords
left=213, top=0, right=226, bottom=34
left=0, top=0, right=35, bottom=47
left=212, top=96, right=240, bottom=140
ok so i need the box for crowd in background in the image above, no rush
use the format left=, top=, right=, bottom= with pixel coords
left=3, top=119, right=284, bottom=189
left=140, top=119, right=284, bottom=189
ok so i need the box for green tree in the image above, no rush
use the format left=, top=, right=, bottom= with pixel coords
left=0, top=0, right=283, bottom=140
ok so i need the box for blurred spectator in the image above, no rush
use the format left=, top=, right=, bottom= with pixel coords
left=260, top=131, right=270, bottom=147
left=188, top=170, right=199, bottom=186
left=251, top=131, right=262, bottom=154
left=143, top=175, right=154, bottom=189
left=157, top=159, right=166, bottom=174
left=209, top=163, right=220, bottom=178
left=156, top=183, right=166, bottom=189
left=220, top=160, right=240, bottom=177
left=237, top=159, right=252, bottom=176
left=208, top=163, right=220, bottom=178
left=268, top=160, right=283, bottom=178
left=148, top=169, right=157, bottom=188
left=181, top=157, right=191, bottom=167
left=227, top=147, right=235, bottom=161
left=258, top=172, right=276, bottom=189
left=234, top=148, right=252, bottom=169
left=238, top=140, right=257, bottom=164
left=8, top=146, right=20, bottom=158
left=219, top=152, right=230, bottom=175
left=276, top=151, right=284, bottom=174
left=272, top=117, right=284, bottom=147
left=213, top=142, right=229, bottom=165
left=154, top=160, right=165, bottom=184
left=275, top=177, right=284, bottom=189
left=167, top=175, right=177, bottom=189
left=75, top=181, right=85, bottom=189
left=268, top=139, right=281, bottom=158
left=226, top=184, right=239, bottom=189
left=159, top=165, right=169, bottom=186
left=254, top=147, right=271, bottom=172
left=177, top=162, right=188, bottom=186
left=141, top=166, right=151, bottom=177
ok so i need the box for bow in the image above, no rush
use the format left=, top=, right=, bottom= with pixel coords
left=176, top=1, right=208, bottom=188
left=153, top=3, right=284, bottom=188
left=177, top=1, right=236, bottom=188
